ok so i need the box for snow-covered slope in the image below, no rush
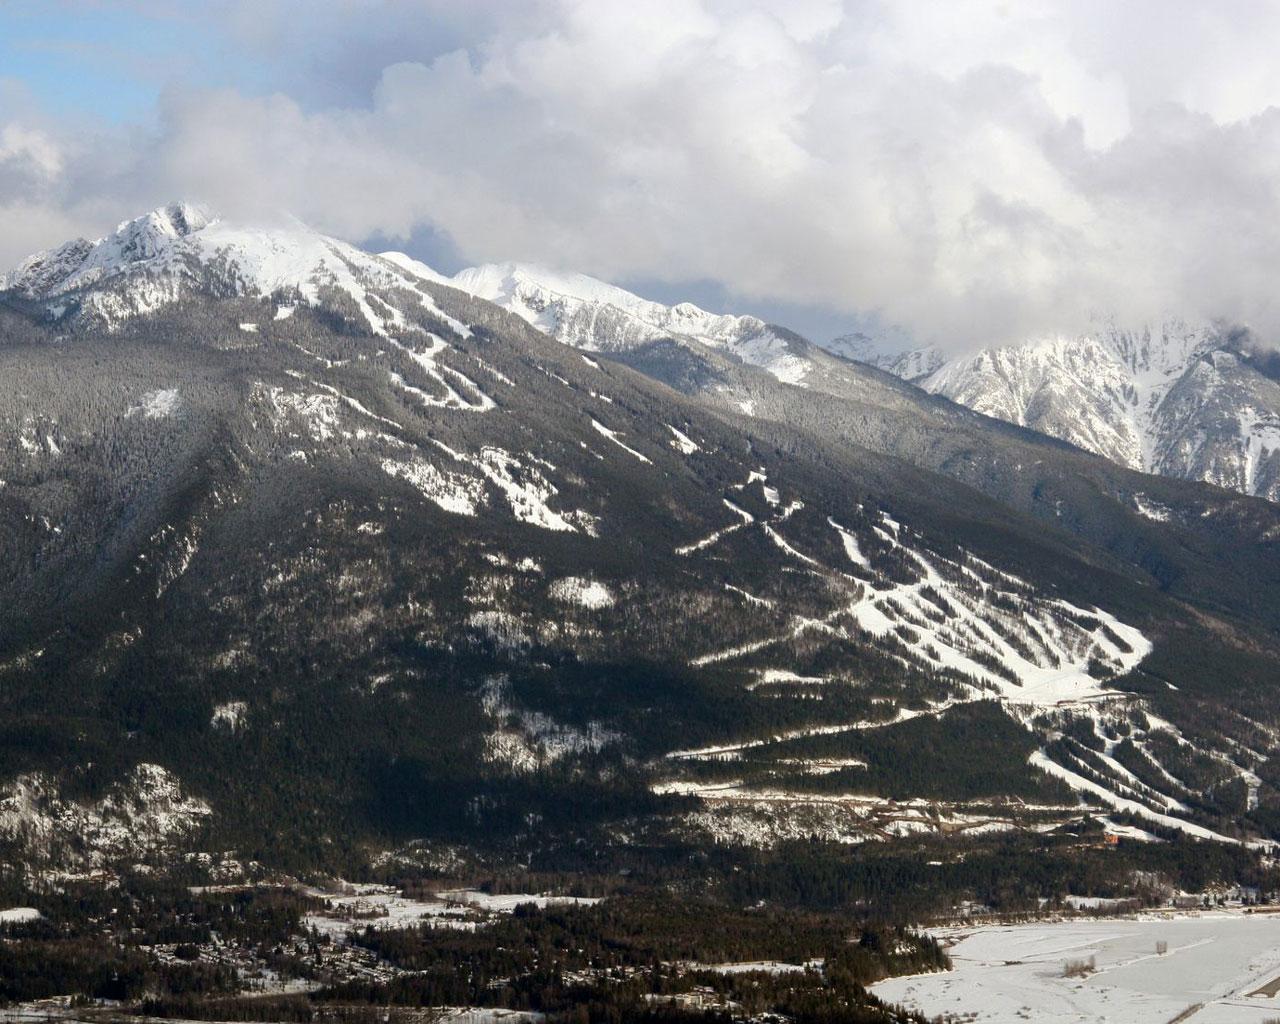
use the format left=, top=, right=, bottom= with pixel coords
left=447, top=261, right=814, bottom=387
left=863, top=323, right=1280, bottom=502
left=3, top=202, right=453, bottom=335
left=829, top=332, right=945, bottom=381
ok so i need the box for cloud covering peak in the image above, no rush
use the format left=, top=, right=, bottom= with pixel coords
left=7, top=0, right=1280, bottom=348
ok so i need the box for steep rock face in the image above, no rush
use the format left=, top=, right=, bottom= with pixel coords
left=865, top=324, right=1280, bottom=502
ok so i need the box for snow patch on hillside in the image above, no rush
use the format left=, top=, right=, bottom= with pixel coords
left=388, top=335, right=494, bottom=412
left=128, top=388, right=181, bottom=419
left=0, top=763, right=210, bottom=869
left=668, top=425, right=700, bottom=454
left=479, top=678, right=619, bottom=774
left=841, top=512, right=1150, bottom=705
left=474, top=447, right=586, bottom=533
left=211, top=701, right=249, bottom=732
left=591, top=418, right=652, bottom=463
left=382, top=456, right=486, bottom=516
left=1133, top=493, right=1172, bottom=521
left=549, top=577, right=614, bottom=609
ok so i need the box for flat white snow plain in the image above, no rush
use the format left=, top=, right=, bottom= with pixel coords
left=872, top=913, right=1280, bottom=1023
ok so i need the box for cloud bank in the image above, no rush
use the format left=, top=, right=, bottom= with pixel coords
left=7, top=0, right=1280, bottom=348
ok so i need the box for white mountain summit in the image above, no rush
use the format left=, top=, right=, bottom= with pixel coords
left=445, top=261, right=815, bottom=388
left=439, top=261, right=1280, bottom=503
left=444, top=256, right=1280, bottom=503
left=2, top=202, right=446, bottom=336
left=3, top=204, right=815, bottom=395
left=863, top=325, right=1280, bottom=503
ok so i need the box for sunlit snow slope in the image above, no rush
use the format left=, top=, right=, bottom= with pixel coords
left=447, top=261, right=814, bottom=386
left=862, top=324, right=1280, bottom=502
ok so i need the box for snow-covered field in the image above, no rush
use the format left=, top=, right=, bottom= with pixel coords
left=872, top=913, right=1280, bottom=1023
left=303, top=883, right=600, bottom=939
left=683, top=959, right=823, bottom=975
left=302, top=883, right=480, bottom=937
left=435, top=889, right=601, bottom=912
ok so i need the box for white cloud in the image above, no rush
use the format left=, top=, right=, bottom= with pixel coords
left=7, top=0, right=1280, bottom=348
left=0, top=124, right=64, bottom=180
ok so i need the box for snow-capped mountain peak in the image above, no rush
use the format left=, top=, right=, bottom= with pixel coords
left=2, top=202, right=454, bottom=335
left=862, top=321, right=1280, bottom=501
left=105, top=200, right=218, bottom=259
left=6, top=209, right=819, bottom=389
left=828, top=332, right=945, bottom=381
left=2, top=202, right=217, bottom=299
left=451, top=261, right=664, bottom=326
left=446, top=260, right=813, bottom=387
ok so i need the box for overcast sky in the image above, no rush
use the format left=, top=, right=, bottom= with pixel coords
left=5, top=1, right=1280, bottom=349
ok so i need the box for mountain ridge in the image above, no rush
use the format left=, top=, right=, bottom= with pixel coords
left=446, top=259, right=815, bottom=388
left=421, top=249, right=1280, bottom=505
left=4, top=203, right=1280, bottom=868
left=860, top=324, right=1280, bottom=502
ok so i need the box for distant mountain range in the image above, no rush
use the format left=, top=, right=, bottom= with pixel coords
left=3, top=203, right=1280, bottom=873
left=430, top=259, right=1280, bottom=505
left=18, top=206, right=1274, bottom=504
left=846, top=326, right=1280, bottom=503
